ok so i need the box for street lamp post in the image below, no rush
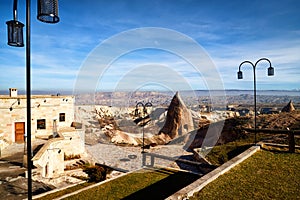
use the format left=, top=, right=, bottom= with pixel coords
left=135, top=102, right=152, bottom=153
left=6, top=1, right=59, bottom=199
left=237, top=58, right=274, bottom=144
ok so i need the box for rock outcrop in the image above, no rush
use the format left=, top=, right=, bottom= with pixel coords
left=158, top=92, right=194, bottom=140
left=91, top=92, right=197, bottom=146
left=281, top=100, right=295, bottom=112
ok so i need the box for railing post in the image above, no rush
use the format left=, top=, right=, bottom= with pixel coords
left=142, top=152, right=146, bottom=166
left=150, top=154, right=155, bottom=166
left=288, top=130, right=295, bottom=153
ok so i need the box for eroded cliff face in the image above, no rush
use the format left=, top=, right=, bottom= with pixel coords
left=158, top=92, right=194, bottom=139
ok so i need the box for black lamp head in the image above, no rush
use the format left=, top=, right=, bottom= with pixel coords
left=134, top=108, right=139, bottom=117
left=37, top=0, right=60, bottom=23
left=6, top=20, right=24, bottom=47
left=237, top=71, right=243, bottom=79
left=268, top=66, right=274, bottom=76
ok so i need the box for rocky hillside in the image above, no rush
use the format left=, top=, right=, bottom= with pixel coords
left=187, top=107, right=300, bottom=150
left=91, top=92, right=201, bottom=146
left=78, top=92, right=222, bottom=146
left=78, top=93, right=299, bottom=148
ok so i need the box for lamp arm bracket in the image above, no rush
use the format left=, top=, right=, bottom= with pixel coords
left=13, top=0, right=18, bottom=20
left=254, top=58, right=272, bottom=68
left=238, top=60, right=255, bottom=71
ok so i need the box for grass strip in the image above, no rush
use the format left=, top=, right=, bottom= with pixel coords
left=191, top=150, right=300, bottom=200
left=63, top=168, right=199, bottom=200
left=34, top=182, right=92, bottom=200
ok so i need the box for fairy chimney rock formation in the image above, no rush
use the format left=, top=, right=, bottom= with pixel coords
left=159, top=92, right=194, bottom=139
left=281, top=100, right=295, bottom=112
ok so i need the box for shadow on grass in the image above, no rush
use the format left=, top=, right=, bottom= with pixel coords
left=227, top=144, right=252, bottom=159
left=122, top=169, right=200, bottom=200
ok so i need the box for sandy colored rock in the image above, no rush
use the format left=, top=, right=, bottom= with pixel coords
left=281, top=100, right=295, bottom=112
left=159, top=92, right=194, bottom=139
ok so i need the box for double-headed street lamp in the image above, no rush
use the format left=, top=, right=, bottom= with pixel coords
left=6, top=0, right=59, bottom=199
left=237, top=58, right=274, bottom=144
left=135, top=102, right=153, bottom=153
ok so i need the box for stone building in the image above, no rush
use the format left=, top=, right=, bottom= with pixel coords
left=0, top=88, right=74, bottom=148
left=32, top=127, right=85, bottom=178
left=1, top=88, right=86, bottom=178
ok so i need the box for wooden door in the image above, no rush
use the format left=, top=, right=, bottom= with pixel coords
left=15, top=122, right=25, bottom=143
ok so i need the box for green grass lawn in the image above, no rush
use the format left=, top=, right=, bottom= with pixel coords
left=61, top=168, right=199, bottom=200
left=204, top=131, right=299, bottom=166
left=191, top=150, right=300, bottom=200
left=205, top=141, right=252, bottom=166
left=35, top=182, right=93, bottom=200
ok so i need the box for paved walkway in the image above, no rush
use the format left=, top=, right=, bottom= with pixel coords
left=1, top=139, right=46, bottom=163
left=86, top=143, right=202, bottom=173
left=1, top=140, right=202, bottom=174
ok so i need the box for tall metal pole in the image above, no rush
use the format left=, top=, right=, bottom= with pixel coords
left=26, top=0, right=32, bottom=199
left=135, top=102, right=152, bottom=153
left=237, top=58, right=274, bottom=145
left=6, top=1, right=60, bottom=198
left=142, top=120, right=145, bottom=153
left=253, top=66, right=257, bottom=144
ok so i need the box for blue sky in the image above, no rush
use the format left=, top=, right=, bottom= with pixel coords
left=0, top=0, right=300, bottom=92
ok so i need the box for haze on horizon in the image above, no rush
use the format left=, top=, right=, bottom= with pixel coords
left=1, top=0, right=299, bottom=92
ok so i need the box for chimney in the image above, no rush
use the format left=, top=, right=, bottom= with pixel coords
left=9, top=88, right=18, bottom=97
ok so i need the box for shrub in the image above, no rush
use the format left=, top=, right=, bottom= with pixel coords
left=83, top=165, right=107, bottom=182
left=64, top=154, right=81, bottom=160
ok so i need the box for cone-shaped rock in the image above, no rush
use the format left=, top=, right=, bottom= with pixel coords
left=281, top=100, right=295, bottom=112
left=159, top=92, right=194, bottom=139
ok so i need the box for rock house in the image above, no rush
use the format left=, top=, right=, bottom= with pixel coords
left=0, top=88, right=85, bottom=178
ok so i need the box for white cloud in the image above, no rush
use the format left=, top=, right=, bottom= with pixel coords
left=1, top=0, right=300, bottom=91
